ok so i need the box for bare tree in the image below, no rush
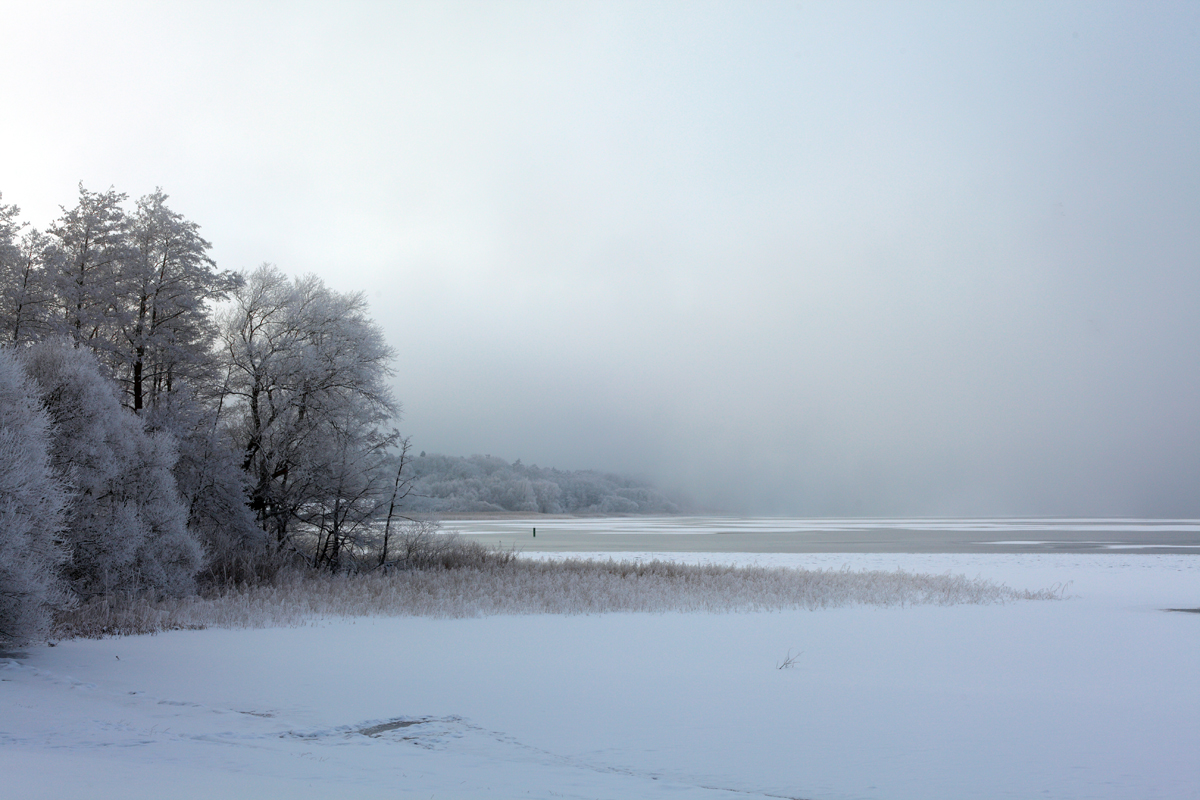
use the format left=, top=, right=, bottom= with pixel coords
left=379, top=436, right=416, bottom=568
left=304, top=410, right=398, bottom=571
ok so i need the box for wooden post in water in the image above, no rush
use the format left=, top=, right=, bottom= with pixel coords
left=533, top=527, right=536, bottom=537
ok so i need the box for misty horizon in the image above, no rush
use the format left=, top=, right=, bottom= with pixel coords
left=4, top=1, right=1198, bottom=517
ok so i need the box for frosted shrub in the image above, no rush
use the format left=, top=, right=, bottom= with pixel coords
left=374, top=522, right=515, bottom=572
left=0, top=349, right=68, bottom=644
left=144, top=396, right=268, bottom=585
left=23, top=341, right=203, bottom=599
left=285, top=521, right=514, bottom=574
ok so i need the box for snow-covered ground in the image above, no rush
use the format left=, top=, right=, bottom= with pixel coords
left=3, top=552, right=1198, bottom=799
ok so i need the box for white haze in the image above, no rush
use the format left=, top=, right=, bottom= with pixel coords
left=3, top=1, right=1198, bottom=515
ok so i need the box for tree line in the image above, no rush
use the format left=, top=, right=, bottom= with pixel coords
left=406, top=453, right=682, bottom=514
left=0, top=185, right=403, bottom=643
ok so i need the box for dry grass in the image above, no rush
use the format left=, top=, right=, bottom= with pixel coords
left=53, top=544, right=1062, bottom=639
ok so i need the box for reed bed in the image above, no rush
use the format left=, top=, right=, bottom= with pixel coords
left=54, top=550, right=1061, bottom=639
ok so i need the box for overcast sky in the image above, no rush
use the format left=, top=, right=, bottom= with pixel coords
left=4, top=1, right=1199, bottom=516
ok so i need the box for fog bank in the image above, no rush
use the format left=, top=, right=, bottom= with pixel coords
left=4, top=1, right=1198, bottom=514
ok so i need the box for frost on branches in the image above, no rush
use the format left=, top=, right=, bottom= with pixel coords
left=0, top=186, right=413, bottom=642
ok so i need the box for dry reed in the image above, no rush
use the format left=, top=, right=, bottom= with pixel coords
left=53, top=553, right=1062, bottom=639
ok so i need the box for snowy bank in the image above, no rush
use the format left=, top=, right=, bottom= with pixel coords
left=2, top=553, right=1197, bottom=799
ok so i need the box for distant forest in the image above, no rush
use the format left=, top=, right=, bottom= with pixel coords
left=406, top=453, right=683, bottom=515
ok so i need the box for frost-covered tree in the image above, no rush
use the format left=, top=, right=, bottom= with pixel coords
left=2, top=187, right=262, bottom=583
left=218, top=266, right=398, bottom=553
left=0, top=195, right=18, bottom=263
left=0, top=197, right=54, bottom=344
left=3, top=229, right=56, bottom=344
left=0, top=197, right=25, bottom=338
left=117, top=189, right=237, bottom=411
left=3, top=187, right=412, bottom=582
left=303, top=408, right=399, bottom=571
left=15, top=186, right=234, bottom=406
left=143, top=393, right=266, bottom=584
left=44, top=185, right=131, bottom=350
left=23, top=341, right=203, bottom=598
left=0, top=348, right=68, bottom=644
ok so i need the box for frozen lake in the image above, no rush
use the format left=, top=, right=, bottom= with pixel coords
left=445, top=515, right=1200, bottom=554
left=3, top=522, right=1198, bottom=799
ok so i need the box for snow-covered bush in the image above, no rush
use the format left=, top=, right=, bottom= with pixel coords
left=23, top=341, right=203, bottom=598
left=0, top=348, right=68, bottom=644
left=143, top=395, right=267, bottom=584
left=375, top=521, right=514, bottom=572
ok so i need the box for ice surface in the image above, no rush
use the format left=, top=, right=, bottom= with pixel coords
left=447, top=516, right=1200, bottom=554
left=2, top=551, right=1197, bottom=799
left=446, top=516, right=1200, bottom=535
